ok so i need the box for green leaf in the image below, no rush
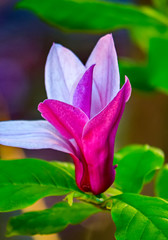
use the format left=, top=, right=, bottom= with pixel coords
left=51, top=161, right=75, bottom=178
left=152, top=0, right=168, bottom=15
left=120, top=36, right=168, bottom=94
left=148, top=37, right=168, bottom=93
left=64, top=191, right=75, bottom=206
left=155, top=164, right=168, bottom=200
left=111, top=193, right=168, bottom=240
left=16, top=0, right=168, bottom=33
left=130, top=26, right=168, bottom=51
left=119, top=60, right=152, bottom=91
left=0, top=158, right=80, bottom=212
left=6, top=201, right=101, bottom=237
left=113, top=145, right=164, bottom=193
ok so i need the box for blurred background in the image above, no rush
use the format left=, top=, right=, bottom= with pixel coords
left=0, top=0, right=168, bottom=239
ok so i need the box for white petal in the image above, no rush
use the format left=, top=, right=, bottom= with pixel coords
left=0, top=120, right=74, bottom=154
left=86, top=34, right=120, bottom=117
left=45, top=43, right=85, bottom=103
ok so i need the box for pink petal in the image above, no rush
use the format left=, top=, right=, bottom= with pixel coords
left=86, top=34, right=120, bottom=117
left=0, top=120, right=74, bottom=154
left=82, top=77, right=131, bottom=194
left=38, top=100, right=89, bottom=148
left=69, top=153, right=85, bottom=192
left=73, top=65, right=95, bottom=118
left=45, top=43, right=85, bottom=103
left=38, top=100, right=91, bottom=192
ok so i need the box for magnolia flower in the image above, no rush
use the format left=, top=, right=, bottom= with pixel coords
left=0, top=34, right=131, bottom=195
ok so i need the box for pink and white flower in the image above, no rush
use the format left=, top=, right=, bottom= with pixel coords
left=0, top=34, right=131, bottom=195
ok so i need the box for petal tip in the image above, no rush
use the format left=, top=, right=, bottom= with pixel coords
left=37, top=103, right=42, bottom=111
left=88, top=63, right=96, bottom=71
left=124, top=76, right=132, bottom=102
left=37, top=101, right=46, bottom=113
left=99, top=33, right=114, bottom=44
left=49, top=43, right=63, bottom=55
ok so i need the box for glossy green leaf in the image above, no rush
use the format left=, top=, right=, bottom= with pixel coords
left=111, top=193, right=168, bottom=240
left=113, top=145, right=164, bottom=193
left=51, top=161, right=75, bottom=178
left=0, top=159, right=80, bottom=212
left=155, top=164, right=168, bottom=200
left=6, top=201, right=101, bottom=237
left=16, top=0, right=168, bottom=33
